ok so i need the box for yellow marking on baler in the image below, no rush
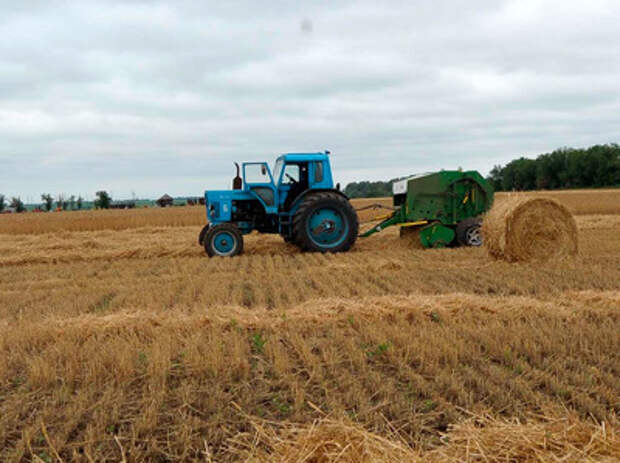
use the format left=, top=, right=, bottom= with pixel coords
left=400, top=220, right=428, bottom=228
left=462, top=193, right=469, bottom=204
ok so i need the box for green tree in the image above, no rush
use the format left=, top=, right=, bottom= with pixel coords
left=487, top=165, right=503, bottom=191
left=10, top=197, right=26, bottom=213
left=344, top=180, right=393, bottom=198
left=0, top=194, right=5, bottom=212
left=77, top=196, right=84, bottom=210
left=490, top=144, right=619, bottom=191
left=56, top=194, right=68, bottom=211
left=95, top=190, right=111, bottom=209
left=41, top=193, right=54, bottom=211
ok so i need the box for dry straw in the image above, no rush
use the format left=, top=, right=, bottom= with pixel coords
left=434, top=412, right=619, bottom=462
left=398, top=226, right=425, bottom=249
left=483, top=196, right=578, bottom=262
left=230, top=414, right=618, bottom=462
left=228, top=417, right=420, bottom=462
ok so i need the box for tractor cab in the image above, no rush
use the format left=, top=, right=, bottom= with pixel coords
left=272, top=153, right=334, bottom=209
left=223, top=152, right=335, bottom=216
left=200, top=151, right=358, bottom=257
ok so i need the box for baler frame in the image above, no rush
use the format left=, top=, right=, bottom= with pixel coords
left=357, top=170, right=494, bottom=248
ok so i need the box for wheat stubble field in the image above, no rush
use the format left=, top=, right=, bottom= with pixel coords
left=0, top=191, right=619, bottom=462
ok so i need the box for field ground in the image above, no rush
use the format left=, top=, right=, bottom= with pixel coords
left=0, top=191, right=619, bottom=461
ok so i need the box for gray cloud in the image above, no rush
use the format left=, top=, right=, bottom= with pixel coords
left=1, top=0, right=619, bottom=201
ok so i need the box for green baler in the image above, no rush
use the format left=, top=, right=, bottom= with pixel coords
left=360, top=170, right=494, bottom=248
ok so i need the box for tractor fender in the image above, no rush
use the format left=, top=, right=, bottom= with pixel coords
left=288, top=189, right=351, bottom=215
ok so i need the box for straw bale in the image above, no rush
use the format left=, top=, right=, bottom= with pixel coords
left=483, top=196, right=578, bottom=262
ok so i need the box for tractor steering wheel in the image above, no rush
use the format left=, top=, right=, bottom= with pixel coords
left=285, top=173, right=298, bottom=184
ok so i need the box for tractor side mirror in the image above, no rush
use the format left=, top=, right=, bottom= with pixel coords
left=261, top=165, right=267, bottom=176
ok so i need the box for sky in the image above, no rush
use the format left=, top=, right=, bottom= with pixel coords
left=1, top=0, right=619, bottom=202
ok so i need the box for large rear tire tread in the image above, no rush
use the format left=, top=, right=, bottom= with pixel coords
left=292, top=192, right=358, bottom=253
left=204, top=223, right=244, bottom=257
left=198, top=224, right=210, bottom=246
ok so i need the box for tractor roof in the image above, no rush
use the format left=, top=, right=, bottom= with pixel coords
left=276, top=152, right=330, bottom=163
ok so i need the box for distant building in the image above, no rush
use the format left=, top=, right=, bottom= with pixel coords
left=156, top=194, right=174, bottom=208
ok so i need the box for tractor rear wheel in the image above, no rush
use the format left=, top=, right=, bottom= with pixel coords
left=204, top=223, right=244, bottom=257
left=293, top=192, right=358, bottom=252
left=456, top=217, right=483, bottom=246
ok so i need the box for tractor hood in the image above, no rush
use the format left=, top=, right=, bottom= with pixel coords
left=204, top=189, right=254, bottom=222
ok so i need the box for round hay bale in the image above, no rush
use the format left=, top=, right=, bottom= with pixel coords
left=483, top=196, right=578, bottom=262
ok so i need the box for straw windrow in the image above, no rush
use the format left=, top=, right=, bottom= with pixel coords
left=228, top=413, right=618, bottom=462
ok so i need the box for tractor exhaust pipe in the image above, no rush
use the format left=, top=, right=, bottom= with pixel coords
left=232, top=162, right=242, bottom=190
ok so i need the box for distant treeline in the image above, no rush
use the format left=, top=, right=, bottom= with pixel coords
left=488, top=144, right=620, bottom=191
left=344, top=180, right=395, bottom=198
left=343, top=144, right=620, bottom=198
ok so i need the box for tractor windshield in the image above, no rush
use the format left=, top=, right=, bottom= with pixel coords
left=244, top=163, right=272, bottom=184
left=273, top=159, right=284, bottom=184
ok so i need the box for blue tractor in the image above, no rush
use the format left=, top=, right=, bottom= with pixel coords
left=199, top=151, right=358, bottom=257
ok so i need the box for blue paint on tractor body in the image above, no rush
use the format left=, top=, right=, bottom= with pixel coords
left=203, top=151, right=345, bottom=240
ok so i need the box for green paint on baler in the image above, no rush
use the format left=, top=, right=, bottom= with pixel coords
left=399, top=170, right=493, bottom=226
left=359, top=170, right=494, bottom=247
left=419, top=223, right=456, bottom=248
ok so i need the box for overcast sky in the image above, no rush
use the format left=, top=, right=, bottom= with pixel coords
left=1, top=0, right=619, bottom=201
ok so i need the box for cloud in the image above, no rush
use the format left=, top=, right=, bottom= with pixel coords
left=1, top=0, right=619, bottom=200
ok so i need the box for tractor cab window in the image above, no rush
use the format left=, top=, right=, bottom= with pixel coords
left=244, top=163, right=272, bottom=184
left=282, top=164, right=300, bottom=185
left=314, top=161, right=323, bottom=183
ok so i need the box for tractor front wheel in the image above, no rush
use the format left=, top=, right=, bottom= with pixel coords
left=293, top=192, right=358, bottom=253
left=204, top=223, right=244, bottom=257
left=198, top=224, right=210, bottom=246
left=456, top=217, right=483, bottom=246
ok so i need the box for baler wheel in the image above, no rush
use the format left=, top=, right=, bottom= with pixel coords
left=456, top=217, right=483, bottom=246
left=204, top=223, right=244, bottom=257
left=293, top=192, right=358, bottom=252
